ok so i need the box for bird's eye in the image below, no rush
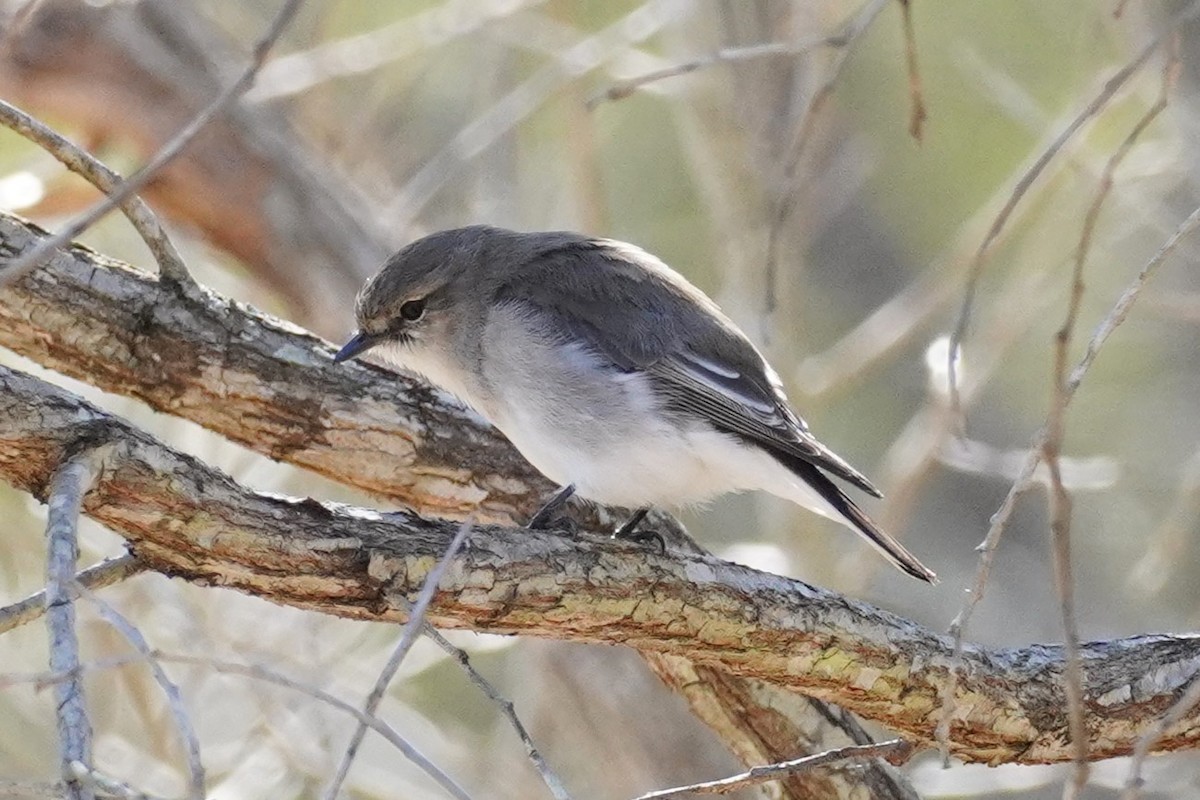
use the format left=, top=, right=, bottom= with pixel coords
left=399, top=298, right=426, bottom=322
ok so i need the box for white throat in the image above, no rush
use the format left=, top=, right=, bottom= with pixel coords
left=372, top=339, right=490, bottom=417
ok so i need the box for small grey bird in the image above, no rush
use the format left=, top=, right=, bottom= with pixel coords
left=334, top=226, right=936, bottom=583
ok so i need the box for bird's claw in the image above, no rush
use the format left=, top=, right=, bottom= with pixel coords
left=612, top=508, right=664, bottom=554
left=612, top=526, right=666, bottom=554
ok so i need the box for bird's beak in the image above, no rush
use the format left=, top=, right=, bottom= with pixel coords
left=333, top=330, right=377, bottom=363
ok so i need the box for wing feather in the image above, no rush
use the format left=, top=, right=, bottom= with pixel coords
left=495, top=235, right=881, bottom=497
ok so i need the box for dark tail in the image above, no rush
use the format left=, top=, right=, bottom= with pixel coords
left=775, top=452, right=937, bottom=584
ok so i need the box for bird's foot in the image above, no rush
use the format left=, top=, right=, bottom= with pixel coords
left=528, top=484, right=577, bottom=532
left=612, top=508, right=665, bottom=554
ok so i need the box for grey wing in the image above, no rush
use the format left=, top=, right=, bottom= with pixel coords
left=648, top=347, right=883, bottom=498
left=501, top=238, right=882, bottom=497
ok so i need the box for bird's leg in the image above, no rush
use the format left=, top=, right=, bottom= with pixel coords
left=613, top=507, right=649, bottom=537
left=528, top=483, right=577, bottom=532
left=613, top=508, right=665, bottom=554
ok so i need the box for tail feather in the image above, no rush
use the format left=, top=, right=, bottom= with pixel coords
left=775, top=453, right=938, bottom=584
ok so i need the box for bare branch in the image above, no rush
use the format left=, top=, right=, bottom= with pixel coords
left=632, top=740, right=913, bottom=800
left=939, top=200, right=1200, bottom=759
left=422, top=626, right=573, bottom=800
left=323, top=521, right=476, bottom=800
left=945, top=0, right=1200, bottom=418
left=1, top=649, right=472, bottom=800
left=935, top=56, right=1188, bottom=759
left=896, top=0, right=926, bottom=141
left=44, top=449, right=104, bottom=800
left=78, top=588, right=205, bottom=800
left=5, top=366, right=1200, bottom=765
left=0, top=0, right=305, bottom=289
left=587, top=37, right=843, bottom=109
left=0, top=554, right=143, bottom=635
left=1041, top=47, right=1176, bottom=798
left=0, top=100, right=191, bottom=285
left=1044, top=412, right=1087, bottom=799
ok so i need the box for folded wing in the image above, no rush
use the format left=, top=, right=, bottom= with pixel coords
left=499, top=235, right=882, bottom=497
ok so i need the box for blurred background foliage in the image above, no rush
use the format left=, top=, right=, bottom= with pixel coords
left=1, top=0, right=1199, bottom=797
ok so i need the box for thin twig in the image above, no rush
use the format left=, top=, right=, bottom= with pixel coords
left=0, top=101, right=191, bottom=286
left=945, top=0, right=1200, bottom=422
left=78, top=587, right=205, bottom=800
left=1043, top=47, right=1177, bottom=800
left=0, top=553, right=143, bottom=635
left=421, top=625, right=572, bottom=799
left=1121, top=675, right=1200, bottom=800
left=322, top=520, right=474, bottom=800
left=897, top=0, right=926, bottom=141
left=1043, top=256, right=1089, bottom=799
left=587, top=37, right=843, bottom=108
left=68, top=762, right=170, bottom=800
left=938, top=201, right=1200, bottom=761
left=155, top=652, right=473, bottom=800
left=631, top=739, right=913, bottom=800
left=937, top=60, right=1180, bottom=752
left=3, top=648, right=468, bottom=797
left=0, top=0, right=305, bottom=290
left=45, top=450, right=103, bottom=800
left=764, top=0, right=888, bottom=316
left=1065, top=205, right=1200, bottom=394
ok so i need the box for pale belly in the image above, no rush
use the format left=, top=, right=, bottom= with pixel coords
left=492, top=404, right=748, bottom=508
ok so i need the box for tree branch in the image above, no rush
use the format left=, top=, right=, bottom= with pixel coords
left=0, top=554, right=144, bottom=635
left=0, top=0, right=387, bottom=325
left=44, top=449, right=104, bottom=800
left=0, top=211, right=547, bottom=521
left=633, top=739, right=912, bottom=800
left=3, top=365, right=1200, bottom=765
left=0, top=0, right=306, bottom=290
left=323, top=521, right=476, bottom=800
left=0, top=209, right=907, bottom=800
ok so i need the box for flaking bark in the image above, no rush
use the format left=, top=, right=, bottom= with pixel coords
left=3, top=366, right=1200, bottom=766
